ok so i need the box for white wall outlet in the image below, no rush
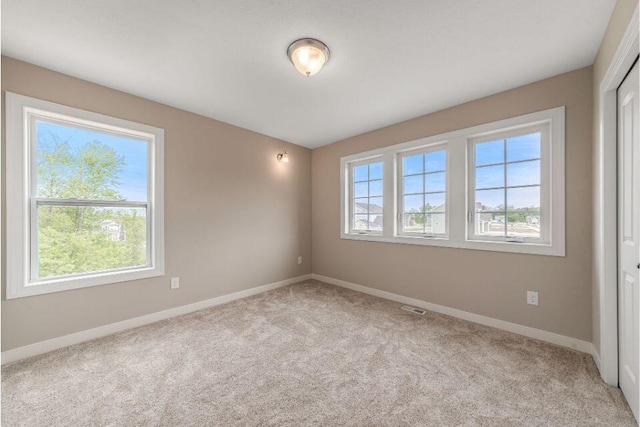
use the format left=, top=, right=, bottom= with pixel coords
left=298, top=256, right=303, bottom=265
left=171, top=277, right=180, bottom=289
left=527, top=291, right=539, bottom=306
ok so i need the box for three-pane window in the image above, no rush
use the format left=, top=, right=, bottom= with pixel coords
left=340, top=107, right=564, bottom=256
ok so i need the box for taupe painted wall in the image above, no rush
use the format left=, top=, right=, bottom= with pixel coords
left=1, top=57, right=312, bottom=351
left=312, top=67, right=593, bottom=341
left=591, top=0, right=638, bottom=355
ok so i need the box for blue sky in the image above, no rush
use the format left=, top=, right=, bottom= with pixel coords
left=401, top=150, right=447, bottom=210
left=354, top=161, right=383, bottom=182
left=37, top=121, right=148, bottom=201
left=475, top=133, right=541, bottom=210
left=404, top=172, right=446, bottom=194
left=352, top=135, right=541, bottom=211
left=404, top=150, right=446, bottom=175
left=476, top=133, right=540, bottom=165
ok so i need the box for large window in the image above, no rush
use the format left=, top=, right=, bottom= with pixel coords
left=340, top=107, right=565, bottom=256
left=6, top=93, right=165, bottom=298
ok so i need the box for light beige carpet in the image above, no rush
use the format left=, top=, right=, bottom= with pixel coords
left=2, top=280, right=635, bottom=426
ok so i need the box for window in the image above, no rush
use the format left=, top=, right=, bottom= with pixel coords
left=340, top=107, right=564, bottom=256
left=470, top=127, right=547, bottom=243
left=349, top=159, right=383, bottom=233
left=399, top=146, right=447, bottom=237
left=6, top=93, right=165, bottom=298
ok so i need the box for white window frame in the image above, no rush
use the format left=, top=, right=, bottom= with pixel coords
left=467, top=123, right=550, bottom=245
left=340, top=106, right=565, bottom=257
left=6, top=92, right=165, bottom=299
left=347, top=156, right=384, bottom=235
left=397, top=143, right=449, bottom=239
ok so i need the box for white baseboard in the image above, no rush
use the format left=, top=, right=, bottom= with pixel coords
left=1, top=274, right=312, bottom=365
left=312, top=273, right=595, bottom=355
left=3, top=273, right=599, bottom=367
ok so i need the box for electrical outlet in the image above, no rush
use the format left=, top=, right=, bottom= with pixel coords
left=171, top=277, right=180, bottom=289
left=297, top=256, right=303, bottom=265
left=527, top=291, right=538, bottom=306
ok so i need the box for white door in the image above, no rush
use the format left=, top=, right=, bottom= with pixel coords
left=618, top=59, right=640, bottom=422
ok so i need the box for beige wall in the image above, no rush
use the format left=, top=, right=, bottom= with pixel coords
left=312, top=67, right=593, bottom=341
left=4, top=10, right=629, bottom=352
left=591, top=0, right=638, bottom=355
left=1, top=57, right=312, bottom=351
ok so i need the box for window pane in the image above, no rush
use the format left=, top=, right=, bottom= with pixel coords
left=475, top=165, right=504, bottom=189
left=507, top=186, right=540, bottom=211
left=353, top=215, right=368, bottom=231
left=507, top=132, right=541, bottom=162
left=369, top=180, right=383, bottom=197
left=369, top=197, right=383, bottom=213
left=475, top=189, right=505, bottom=211
left=353, top=198, right=369, bottom=214
left=475, top=139, right=504, bottom=166
left=424, top=213, right=446, bottom=235
left=403, top=214, right=424, bottom=233
left=400, top=149, right=447, bottom=230
left=369, top=215, right=383, bottom=231
left=404, top=175, right=423, bottom=194
left=404, top=194, right=424, bottom=212
left=37, top=205, right=147, bottom=279
left=369, top=162, right=383, bottom=180
left=36, top=120, right=148, bottom=201
left=351, top=160, right=383, bottom=233
left=507, top=160, right=540, bottom=187
left=507, top=211, right=541, bottom=239
left=403, top=154, right=423, bottom=175
left=354, top=181, right=368, bottom=198
left=353, top=165, right=368, bottom=182
left=425, top=172, right=446, bottom=193
left=425, top=193, right=446, bottom=212
left=425, top=150, right=446, bottom=172
left=475, top=212, right=506, bottom=237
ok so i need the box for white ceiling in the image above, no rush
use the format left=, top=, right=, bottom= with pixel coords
left=2, top=0, right=616, bottom=149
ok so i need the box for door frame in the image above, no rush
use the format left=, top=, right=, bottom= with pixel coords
left=596, top=6, right=639, bottom=386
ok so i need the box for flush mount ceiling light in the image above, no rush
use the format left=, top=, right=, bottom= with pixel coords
left=287, top=38, right=330, bottom=77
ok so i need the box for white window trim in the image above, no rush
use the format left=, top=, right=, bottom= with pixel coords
left=340, top=106, right=565, bottom=257
left=6, top=92, right=165, bottom=299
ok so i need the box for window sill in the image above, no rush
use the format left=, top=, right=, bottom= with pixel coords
left=7, top=266, right=164, bottom=299
left=341, top=233, right=564, bottom=257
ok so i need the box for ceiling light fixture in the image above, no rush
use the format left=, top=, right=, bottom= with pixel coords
left=277, top=150, right=289, bottom=163
left=287, top=38, right=330, bottom=77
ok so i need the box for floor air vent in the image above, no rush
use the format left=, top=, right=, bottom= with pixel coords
left=401, top=305, right=426, bottom=315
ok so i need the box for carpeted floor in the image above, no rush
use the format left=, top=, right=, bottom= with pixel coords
left=2, top=280, right=636, bottom=426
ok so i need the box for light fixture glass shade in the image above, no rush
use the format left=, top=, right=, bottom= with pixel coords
left=287, top=38, right=330, bottom=77
left=277, top=151, right=289, bottom=163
